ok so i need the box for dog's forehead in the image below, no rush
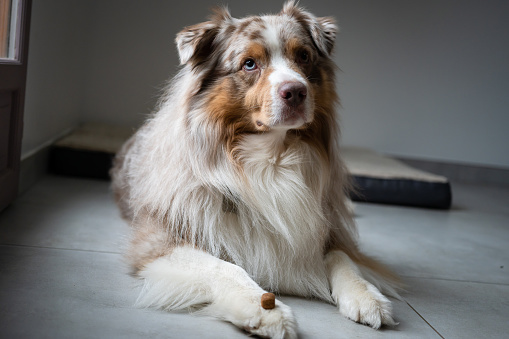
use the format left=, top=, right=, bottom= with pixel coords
left=232, top=14, right=309, bottom=52
left=261, top=16, right=298, bottom=53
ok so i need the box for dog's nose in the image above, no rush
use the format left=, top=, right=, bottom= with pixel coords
left=279, top=82, right=307, bottom=106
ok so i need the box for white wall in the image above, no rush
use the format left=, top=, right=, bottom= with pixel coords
left=22, top=0, right=509, bottom=168
left=335, top=0, right=509, bottom=168
left=22, top=0, right=92, bottom=158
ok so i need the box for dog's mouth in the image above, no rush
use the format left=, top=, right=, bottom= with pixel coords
left=277, top=107, right=309, bottom=127
left=254, top=111, right=309, bottom=131
left=254, top=106, right=311, bottom=131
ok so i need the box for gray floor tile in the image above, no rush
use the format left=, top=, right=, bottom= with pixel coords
left=355, top=202, right=509, bottom=285
left=16, top=175, right=114, bottom=208
left=0, top=177, right=127, bottom=253
left=0, top=245, right=247, bottom=339
left=281, top=296, right=440, bottom=339
left=404, top=277, right=509, bottom=339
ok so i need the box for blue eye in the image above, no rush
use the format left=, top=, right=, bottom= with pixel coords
left=244, top=59, right=257, bottom=71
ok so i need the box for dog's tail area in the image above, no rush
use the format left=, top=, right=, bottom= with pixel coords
left=353, top=252, right=405, bottom=300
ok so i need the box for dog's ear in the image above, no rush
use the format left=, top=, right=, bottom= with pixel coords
left=313, top=16, right=337, bottom=56
left=175, top=7, right=232, bottom=66
left=281, top=1, right=337, bottom=56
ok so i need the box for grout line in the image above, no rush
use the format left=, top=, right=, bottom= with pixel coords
left=400, top=275, right=509, bottom=287
left=0, top=243, right=122, bottom=255
left=405, top=301, right=445, bottom=339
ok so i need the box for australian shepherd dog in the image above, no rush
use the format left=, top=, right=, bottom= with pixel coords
left=112, top=1, right=401, bottom=338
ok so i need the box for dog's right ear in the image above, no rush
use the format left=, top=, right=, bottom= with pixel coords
left=175, top=21, right=218, bottom=66
left=175, top=7, right=232, bottom=66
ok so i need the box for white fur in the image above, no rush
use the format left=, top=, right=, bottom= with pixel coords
left=264, top=20, right=312, bottom=129
left=128, top=112, right=334, bottom=300
left=268, top=59, right=311, bottom=128
left=325, top=251, right=397, bottom=329
left=231, top=131, right=332, bottom=300
left=137, top=247, right=297, bottom=339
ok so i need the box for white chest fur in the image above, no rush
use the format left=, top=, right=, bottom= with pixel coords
left=218, top=132, right=333, bottom=301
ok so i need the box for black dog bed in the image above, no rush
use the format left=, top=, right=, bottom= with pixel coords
left=49, top=123, right=133, bottom=180
left=343, top=147, right=452, bottom=209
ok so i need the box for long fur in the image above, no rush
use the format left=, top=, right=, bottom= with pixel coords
left=112, top=1, right=401, bottom=337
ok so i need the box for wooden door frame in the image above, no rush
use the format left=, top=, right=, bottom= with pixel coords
left=0, top=0, right=32, bottom=212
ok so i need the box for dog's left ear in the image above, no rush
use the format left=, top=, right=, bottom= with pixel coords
left=175, top=7, right=232, bottom=66
left=281, top=1, right=337, bottom=56
left=313, top=16, right=337, bottom=56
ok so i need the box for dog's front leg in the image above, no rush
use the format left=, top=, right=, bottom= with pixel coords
left=136, top=246, right=297, bottom=339
left=324, top=250, right=396, bottom=329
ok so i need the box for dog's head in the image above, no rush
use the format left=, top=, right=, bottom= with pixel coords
left=176, top=1, right=338, bottom=152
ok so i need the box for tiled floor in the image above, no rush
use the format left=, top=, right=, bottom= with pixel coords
left=1, top=175, right=508, bottom=338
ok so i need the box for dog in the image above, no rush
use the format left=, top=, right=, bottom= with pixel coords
left=111, top=2, right=401, bottom=338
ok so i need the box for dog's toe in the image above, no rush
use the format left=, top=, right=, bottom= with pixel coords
left=339, top=282, right=396, bottom=329
left=245, top=300, right=297, bottom=339
left=205, top=291, right=297, bottom=339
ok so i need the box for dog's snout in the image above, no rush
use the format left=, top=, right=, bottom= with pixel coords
left=279, top=82, right=307, bottom=106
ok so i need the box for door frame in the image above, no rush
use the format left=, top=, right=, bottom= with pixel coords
left=0, top=0, right=32, bottom=212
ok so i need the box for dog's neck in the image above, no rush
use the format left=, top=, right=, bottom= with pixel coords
left=243, top=128, right=299, bottom=165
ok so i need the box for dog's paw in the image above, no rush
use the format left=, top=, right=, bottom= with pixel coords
left=206, top=293, right=297, bottom=339
left=338, top=281, right=396, bottom=329
left=242, top=299, right=297, bottom=339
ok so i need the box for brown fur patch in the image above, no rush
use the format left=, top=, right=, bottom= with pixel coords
left=241, top=43, right=270, bottom=67
left=126, top=211, right=175, bottom=273
left=248, top=30, right=263, bottom=41
left=224, top=23, right=236, bottom=36
left=285, top=38, right=312, bottom=60
left=237, top=16, right=265, bottom=35
left=285, top=38, right=314, bottom=76
left=286, top=60, right=337, bottom=162
left=205, top=77, right=258, bottom=163
left=243, top=67, right=274, bottom=132
left=237, top=19, right=252, bottom=34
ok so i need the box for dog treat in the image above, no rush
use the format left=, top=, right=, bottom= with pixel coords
left=261, top=292, right=276, bottom=309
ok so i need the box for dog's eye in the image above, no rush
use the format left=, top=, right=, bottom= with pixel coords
left=298, top=50, right=309, bottom=64
left=244, top=59, right=258, bottom=71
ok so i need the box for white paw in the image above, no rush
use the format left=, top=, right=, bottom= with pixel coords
left=206, top=294, right=297, bottom=339
left=338, top=281, right=396, bottom=329
left=243, top=299, right=297, bottom=339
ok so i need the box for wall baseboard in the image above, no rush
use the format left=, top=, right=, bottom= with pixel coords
left=397, top=156, right=509, bottom=187
left=18, top=146, right=50, bottom=196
